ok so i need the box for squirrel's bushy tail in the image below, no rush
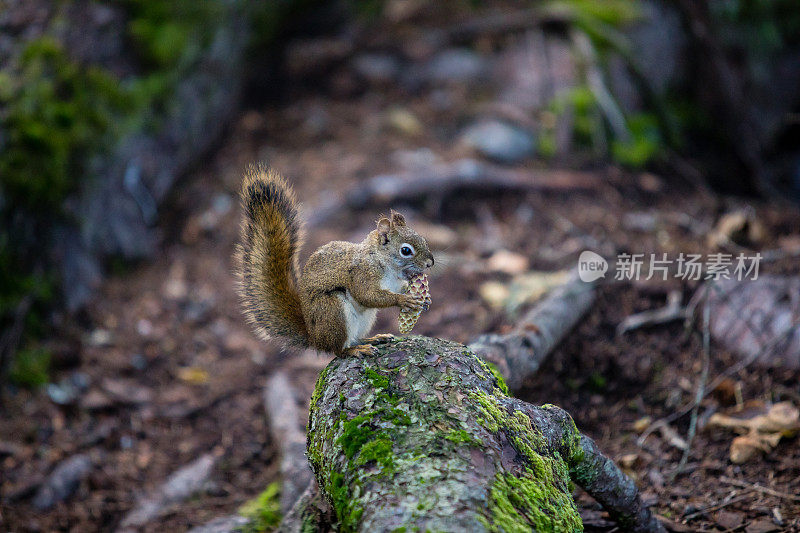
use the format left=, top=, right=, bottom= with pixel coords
left=236, top=165, right=308, bottom=347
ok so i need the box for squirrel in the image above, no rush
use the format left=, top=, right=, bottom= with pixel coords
left=235, top=164, right=434, bottom=357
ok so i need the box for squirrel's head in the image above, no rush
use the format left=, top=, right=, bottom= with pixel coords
left=375, top=210, right=434, bottom=280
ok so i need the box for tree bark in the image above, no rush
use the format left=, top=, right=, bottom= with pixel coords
left=306, top=336, right=663, bottom=532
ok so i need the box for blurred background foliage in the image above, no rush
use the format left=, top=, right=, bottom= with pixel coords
left=1, top=0, right=799, bottom=387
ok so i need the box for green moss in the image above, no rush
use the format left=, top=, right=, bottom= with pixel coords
left=309, top=366, right=330, bottom=415
left=310, top=360, right=407, bottom=531
left=365, top=367, right=390, bottom=389
left=238, top=482, right=282, bottom=533
left=328, top=471, right=364, bottom=529
left=338, top=414, right=379, bottom=459
left=8, top=347, right=51, bottom=387
left=444, top=429, right=481, bottom=447
left=470, top=389, right=582, bottom=531
left=1, top=37, right=130, bottom=213
left=356, top=438, right=395, bottom=470
left=485, top=471, right=583, bottom=533
left=483, top=362, right=510, bottom=395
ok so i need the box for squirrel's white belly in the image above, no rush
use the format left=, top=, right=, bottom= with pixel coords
left=338, top=292, right=378, bottom=349
left=380, top=270, right=407, bottom=293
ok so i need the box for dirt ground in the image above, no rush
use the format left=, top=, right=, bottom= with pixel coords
left=2, top=8, right=800, bottom=533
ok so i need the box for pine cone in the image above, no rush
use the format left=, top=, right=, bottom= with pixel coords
left=399, top=273, right=431, bottom=334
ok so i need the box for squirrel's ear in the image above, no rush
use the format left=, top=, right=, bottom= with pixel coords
left=389, top=210, right=406, bottom=227
left=376, top=216, right=391, bottom=244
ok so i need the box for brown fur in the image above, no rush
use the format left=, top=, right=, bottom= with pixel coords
left=235, top=164, right=307, bottom=346
left=236, top=167, right=434, bottom=355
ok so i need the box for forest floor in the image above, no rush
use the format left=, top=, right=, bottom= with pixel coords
left=3, top=7, right=800, bottom=533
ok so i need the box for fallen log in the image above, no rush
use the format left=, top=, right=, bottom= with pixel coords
left=470, top=271, right=597, bottom=391
left=307, top=159, right=599, bottom=227
left=304, top=336, right=663, bottom=532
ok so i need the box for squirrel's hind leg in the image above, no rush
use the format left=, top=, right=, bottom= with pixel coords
left=361, top=333, right=395, bottom=345
left=343, top=344, right=378, bottom=357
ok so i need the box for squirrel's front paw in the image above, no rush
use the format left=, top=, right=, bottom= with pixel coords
left=399, top=293, right=424, bottom=312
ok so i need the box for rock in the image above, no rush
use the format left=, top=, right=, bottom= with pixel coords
left=745, top=519, right=781, bottom=533
left=32, top=454, right=92, bottom=510
left=46, top=372, right=90, bottom=405
left=352, top=53, right=401, bottom=84
left=426, top=48, right=486, bottom=84
left=461, top=120, right=536, bottom=164
left=401, top=47, right=487, bottom=90
left=391, top=148, right=440, bottom=170
left=101, top=377, right=153, bottom=405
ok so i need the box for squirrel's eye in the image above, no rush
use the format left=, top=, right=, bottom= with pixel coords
left=400, top=244, right=414, bottom=257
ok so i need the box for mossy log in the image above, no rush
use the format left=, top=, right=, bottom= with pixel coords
left=305, top=336, right=663, bottom=532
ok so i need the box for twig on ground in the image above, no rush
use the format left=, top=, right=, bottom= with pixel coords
left=470, top=270, right=597, bottom=391
left=719, top=476, right=800, bottom=502
left=670, top=296, right=710, bottom=480
left=572, top=30, right=629, bottom=142
left=682, top=492, right=751, bottom=521
left=617, top=290, right=687, bottom=337
left=655, top=421, right=688, bottom=451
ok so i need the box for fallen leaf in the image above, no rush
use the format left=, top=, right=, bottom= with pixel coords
left=658, top=424, right=688, bottom=451
left=708, top=401, right=799, bottom=464
left=730, top=433, right=781, bottom=464
left=387, top=107, right=422, bottom=136
left=177, top=367, right=210, bottom=385
left=503, top=271, right=569, bottom=315
left=633, top=416, right=652, bottom=433
left=707, top=209, right=766, bottom=249
left=479, top=281, right=510, bottom=309
left=745, top=518, right=780, bottom=533
left=487, top=250, right=529, bottom=274
left=708, top=401, right=800, bottom=435
left=619, top=453, right=638, bottom=469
